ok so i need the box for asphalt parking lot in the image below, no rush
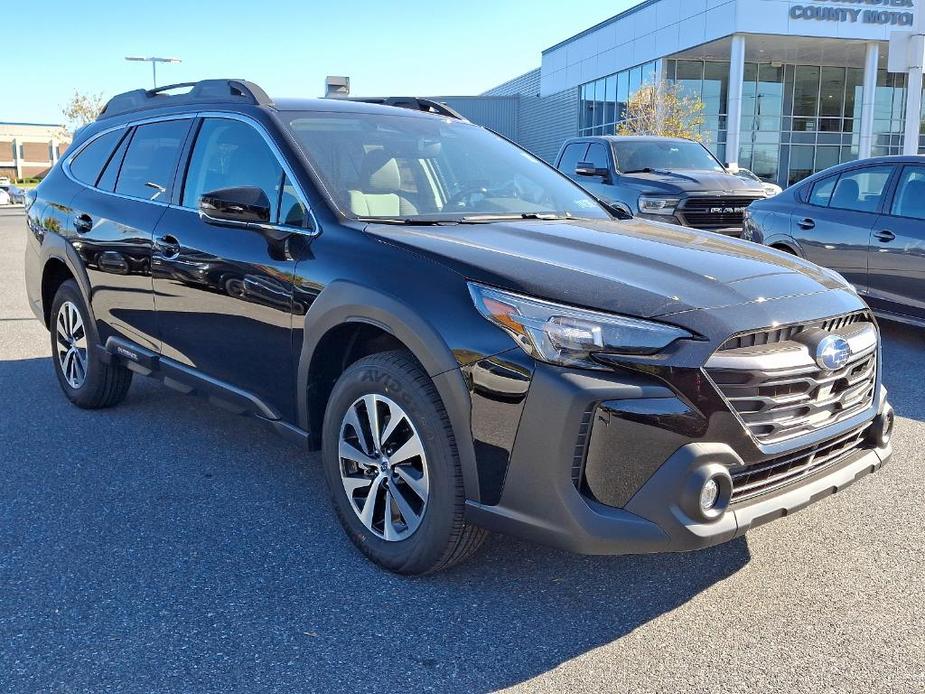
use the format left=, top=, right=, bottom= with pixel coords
left=0, top=206, right=923, bottom=693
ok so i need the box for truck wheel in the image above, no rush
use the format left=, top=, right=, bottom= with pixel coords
left=322, top=350, right=487, bottom=574
left=50, top=280, right=132, bottom=409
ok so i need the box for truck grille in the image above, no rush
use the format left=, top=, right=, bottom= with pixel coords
left=678, top=196, right=763, bottom=229
left=730, top=424, right=870, bottom=503
left=706, top=314, right=878, bottom=444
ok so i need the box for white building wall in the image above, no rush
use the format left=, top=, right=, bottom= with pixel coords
left=540, top=0, right=919, bottom=96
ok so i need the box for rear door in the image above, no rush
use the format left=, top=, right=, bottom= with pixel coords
left=68, top=118, right=192, bottom=351
left=151, top=115, right=312, bottom=422
left=790, top=164, right=895, bottom=293
left=867, top=164, right=925, bottom=321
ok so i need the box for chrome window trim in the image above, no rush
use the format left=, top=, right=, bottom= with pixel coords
left=60, top=110, right=320, bottom=237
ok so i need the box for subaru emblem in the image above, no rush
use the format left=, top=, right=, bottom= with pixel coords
left=815, top=334, right=851, bottom=371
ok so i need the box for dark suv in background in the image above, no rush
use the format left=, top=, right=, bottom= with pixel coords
left=745, top=156, right=925, bottom=327
left=24, top=79, right=893, bottom=574
left=556, top=135, right=766, bottom=235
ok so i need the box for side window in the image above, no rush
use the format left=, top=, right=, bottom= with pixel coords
left=891, top=166, right=925, bottom=220
left=584, top=143, right=611, bottom=171
left=557, top=143, right=589, bottom=174
left=279, top=174, right=310, bottom=228
left=808, top=175, right=837, bottom=207
left=115, top=120, right=191, bottom=201
left=69, top=129, right=123, bottom=186
left=829, top=166, right=893, bottom=213
left=182, top=118, right=282, bottom=222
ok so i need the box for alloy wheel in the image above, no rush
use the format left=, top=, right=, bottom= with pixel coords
left=338, top=394, right=430, bottom=541
left=56, top=301, right=88, bottom=389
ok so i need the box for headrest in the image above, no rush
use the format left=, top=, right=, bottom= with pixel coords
left=361, top=149, right=401, bottom=192
left=832, top=178, right=859, bottom=205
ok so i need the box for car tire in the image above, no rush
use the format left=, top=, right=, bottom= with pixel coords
left=49, top=280, right=132, bottom=409
left=322, top=350, right=487, bottom=574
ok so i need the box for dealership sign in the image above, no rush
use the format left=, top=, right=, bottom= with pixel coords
left=790, top=0, right=915, bottom=25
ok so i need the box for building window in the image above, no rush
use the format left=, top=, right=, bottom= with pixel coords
left=577, top=60, right=661, bottom=138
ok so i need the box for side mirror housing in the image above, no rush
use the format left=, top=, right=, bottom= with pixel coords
left=575, top=162, right=611, bottom=182
left=200, top=186, right=271, bottom=226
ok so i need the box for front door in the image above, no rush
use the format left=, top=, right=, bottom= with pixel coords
left=867, top=164, right=925, bottom=321
left=151, top=116, right=313, bottom=422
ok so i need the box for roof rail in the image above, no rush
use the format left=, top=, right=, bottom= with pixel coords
left=344, top=97, right=467, bottom=121
left=98, top=79, right=273, bottom=120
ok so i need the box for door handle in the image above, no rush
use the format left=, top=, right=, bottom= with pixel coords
left=155, top=234, right=181, bottom=258
left=874, top=229, right=896, bottom=242
left=73, top=214, right=93, bottom=233
left=798, top=218, right=815, bottom=230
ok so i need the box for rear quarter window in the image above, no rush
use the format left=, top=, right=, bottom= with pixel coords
left=69, top=130, right=124, bottom=186
left=807, top=175, right=837, bottom=207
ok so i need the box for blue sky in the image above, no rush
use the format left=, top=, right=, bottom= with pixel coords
left=4, top=0, right=640, bottom=125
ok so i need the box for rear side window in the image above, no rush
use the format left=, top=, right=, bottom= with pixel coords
left=891, top=166, right=925, bottom=220
left=182, top=118, right=283, bottom=222
left=115, top=119, right=191, bottom=201
left=808, top=175, right=837, bottom=207
left=69, top=130, right=123, bottom=186
left=828, top=166, right=893, bottom=213
left=557, top=143, right=588, bottom=175
left=584, top=143, right=611, bottom=171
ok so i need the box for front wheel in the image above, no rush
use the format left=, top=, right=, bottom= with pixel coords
left=321, top=350, right=487, bottom=574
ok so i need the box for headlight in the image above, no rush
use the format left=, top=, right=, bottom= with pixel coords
left=469, top=283, right=692, bottom=369
left=638, top=195, right=680, bottom=215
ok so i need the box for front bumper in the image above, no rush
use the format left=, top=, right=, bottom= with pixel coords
left=465, top=363, right=892, bottom=555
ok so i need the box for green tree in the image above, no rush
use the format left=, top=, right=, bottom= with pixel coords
left=61, top=90, right=106, bottom=132
left=617, top=80, right=706, bottom=141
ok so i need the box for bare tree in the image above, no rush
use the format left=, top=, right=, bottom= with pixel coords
left=62, top=90, right=106, bottom=132
left=617, top=80, right=706, bottom=141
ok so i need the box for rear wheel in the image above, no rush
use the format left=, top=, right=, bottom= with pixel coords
left=322, top=350, right=487, bottom=574
left=50, top=280, right=132, bottom=409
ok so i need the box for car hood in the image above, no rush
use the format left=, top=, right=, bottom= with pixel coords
left=621, top=169, right=765, bottom=196
left=367, top=217, right=848, bottom=318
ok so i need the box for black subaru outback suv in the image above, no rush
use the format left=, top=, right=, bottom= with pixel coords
left=25, top=80, right=894, bottom=574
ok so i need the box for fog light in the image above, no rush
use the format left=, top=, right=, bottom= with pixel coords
left=877, top=406, right=895, bottom=446
left=700, top=478, right=720, bottom=512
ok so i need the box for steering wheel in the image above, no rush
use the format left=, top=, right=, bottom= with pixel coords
left=444, top=185, right=490, bottom=210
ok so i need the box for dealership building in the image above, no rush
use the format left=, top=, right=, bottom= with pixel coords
left=438, top=0, right=923, bottom=187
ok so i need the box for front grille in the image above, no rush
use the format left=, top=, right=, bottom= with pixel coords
left=678, top=196, right=763, bottom=229
left=730, top=424, right=870, bottom=503
left=706, top=314, right=878, bottom=444
left=718, top=312, right=869, bottom=351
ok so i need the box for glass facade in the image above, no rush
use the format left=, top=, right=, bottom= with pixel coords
left=578, top=57, right=914, bottom=187
left=578, top=61, right=659, bottom=137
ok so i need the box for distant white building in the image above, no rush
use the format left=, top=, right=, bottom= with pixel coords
left=0, top=122, right=71, bottom=180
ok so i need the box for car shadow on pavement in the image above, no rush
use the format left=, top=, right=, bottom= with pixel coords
left=878, top=321, right=925, bottom=423
left=1, top=355, right=752, bottom=693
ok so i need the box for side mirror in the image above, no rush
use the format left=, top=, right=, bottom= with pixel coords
left=575, top=162, right=611, bottom=181
left=200, top=186, right=271, bottom=226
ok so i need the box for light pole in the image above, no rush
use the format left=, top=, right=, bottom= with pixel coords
left=124, top=56, right=182, bottom=89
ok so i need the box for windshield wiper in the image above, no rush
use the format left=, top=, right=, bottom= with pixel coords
left=357, top=217, right=460, bottom=226
left=622, top=167, right=674, bottom=175
left=459, top=213, right=572, bottom=223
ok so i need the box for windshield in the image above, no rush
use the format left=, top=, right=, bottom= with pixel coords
left=613, top=140, right=724, bottom=173
left=284, top=111, right=609, bottom=222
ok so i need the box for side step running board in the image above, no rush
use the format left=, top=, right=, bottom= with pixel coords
left=103, top=336, right=309, bottom=446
